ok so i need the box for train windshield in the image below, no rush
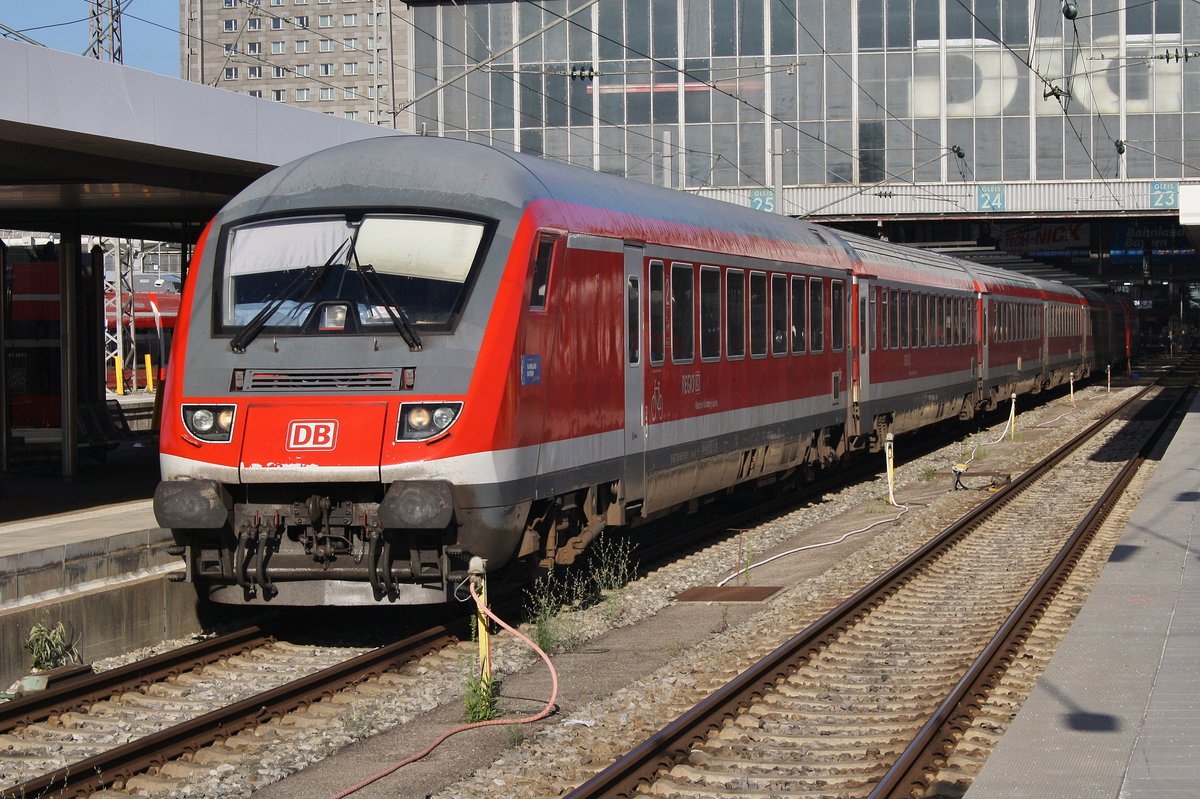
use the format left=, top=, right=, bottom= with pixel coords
left=219, top=214, right=486, bottom=335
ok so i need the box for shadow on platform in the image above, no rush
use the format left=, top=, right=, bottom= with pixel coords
left=0, top=440, right=160, bottom=524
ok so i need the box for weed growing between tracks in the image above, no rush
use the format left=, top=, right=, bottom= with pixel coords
left=523, top=534, right=639, bottom=653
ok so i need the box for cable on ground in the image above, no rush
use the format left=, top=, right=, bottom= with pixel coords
left=330, top=580, right=559, bottom=799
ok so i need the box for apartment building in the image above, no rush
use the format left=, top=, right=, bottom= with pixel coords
left=180, top=0, right=410, bottom=128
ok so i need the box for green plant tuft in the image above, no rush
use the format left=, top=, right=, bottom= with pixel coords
left=24, top=621, right=81, bottom=672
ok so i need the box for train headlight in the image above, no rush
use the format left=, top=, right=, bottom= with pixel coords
left=191, top=408, right=215, bottom=433
left=432, top=406, right=456, bottom=430
left=398, top=402, right=462, bottom=441
left=183, top=404, right=237, bottom=442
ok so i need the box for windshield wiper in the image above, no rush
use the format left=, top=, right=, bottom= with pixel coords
left=356, top=264, right=423, bottom=352
left=229, top=238, right=351, bottom=353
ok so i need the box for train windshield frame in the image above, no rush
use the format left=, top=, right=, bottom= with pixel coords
left=215, top=212, right=491, bottom=337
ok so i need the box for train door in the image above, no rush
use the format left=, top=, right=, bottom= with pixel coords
left=622, top=244, right=646, bottom=513
left=853, top=276, right=872, bottom=405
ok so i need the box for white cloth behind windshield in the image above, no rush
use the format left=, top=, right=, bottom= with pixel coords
left=227, top=217, right=351, bottom=276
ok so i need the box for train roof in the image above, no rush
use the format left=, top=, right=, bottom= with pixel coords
left=219, top=136, right=1088, bottom=302
left=218, top=136, right=856, bottom=271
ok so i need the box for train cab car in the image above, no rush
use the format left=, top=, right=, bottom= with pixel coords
left=156, top=136, right=860, bottom=606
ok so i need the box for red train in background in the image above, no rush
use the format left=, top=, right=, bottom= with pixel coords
left=3, top=244, right=179, bottom=428
left=153, top=136, right=1136, bottom=606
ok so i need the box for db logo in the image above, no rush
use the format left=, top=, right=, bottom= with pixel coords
left=286, top=420, right=338, bottom=450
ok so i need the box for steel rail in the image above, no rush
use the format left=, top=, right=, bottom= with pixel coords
left=565, top=382, right=1158, bottom=799
left=0, top=625, right=273, bottom=735
left=2, top=623, right=459, bottom=799
left=870, top=380, right=1197, bottom=798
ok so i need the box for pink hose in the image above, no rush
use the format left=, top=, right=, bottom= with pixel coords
left=331, top=581, right=560, bottom=798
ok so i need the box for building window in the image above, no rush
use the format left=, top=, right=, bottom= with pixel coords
left=344, top=62, right=358, bottom=75
left=295, top=64, right=309, bottom=76
left=295, top=16, right=309, bottom=29
left=247, top=65, right=262, bottom=78
left=296, top=88, right=310, bottom=101
left=223, top=0, right=237, bottom=7
left=295, top=0, right=308, bottom=4
left=271, top=65, right=286, bottom=78
left=344, top=111, right=357, bottom=120
left=319, top=62, right=334, bottom=76
left=272, top=89, right=285, bottom=101
left=270, top=0, right=283, bottom=5
left=224, top=67, right=238, bottom=80
left=271, top=17, right=284, bottom=29
left=342, top=13, right=357, bottom=26
left=271, top=41, right=285, bottom=54
left=249, top=89, right=263, bottom=98
left=319, top=14, right=333, bottom=27
left=343, top=37, right=357, bottom=51
left=223, top=43, right=237, bottom=55
left=343, top=87, right=357, bottom=99
left=246, top=41, right=261, bottom=55
left=320, top=87, right=335, bottom=100
left=295, top=40, right=309, bottom=52
left=246, top=17, right=261, bottom=31
left=319, top=38, right=334, bottom=51
left=223, top=19, right=238, bottom=32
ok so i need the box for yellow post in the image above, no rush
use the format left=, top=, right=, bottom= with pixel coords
left=884, top=432, right=896, bottom=506
left=145, top=355, right=155, bottom=392
left=1009, top=392, right=1017, bottom=441
left=469, top=557, right=491, bottom=686
left=114, top=355, right=125, bottom=396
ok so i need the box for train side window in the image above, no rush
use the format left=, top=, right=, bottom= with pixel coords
left=750, top=271, right=768, bottom=357
left=899, top=290, right=909, bottom=349
left=868, top=286, right=877, bottom=351
left=909, top=293, right=917, bottom=348
left=771, top=273, right=788, bottom=356
left=890, top=288, right=900, bottom=349
left=790, top=274, right=806, bottom=354
left=810, top=277, right=825, bottom=353
left=880, top=286, right=889, bottom=350
left=920, top=293, right=929, bottom=348
left=649, top=260, right=665, bottom=364
left=726, top=269, right=746, bottom=358
left=671, top=263, right=695, bottom=362
left=700, top=266, right=721, bottom=360
left=627, top=276, right=640, bottom=366
left=529, top=235, right=556, bottom=310
left=831, top=279, right=844, bottom=352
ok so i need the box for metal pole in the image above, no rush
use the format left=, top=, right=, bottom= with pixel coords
left=60, top=231, right=80, bottom=478
left=663, top=130, right=673, bottom=188
left=772, top=126, right=783, bottom=214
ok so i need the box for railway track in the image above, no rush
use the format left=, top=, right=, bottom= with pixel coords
left=0, top=369, right=1175, bottom=799
left=0, top=622, right=461, bottom=798
left=565, top=374, right=1194, bottom=799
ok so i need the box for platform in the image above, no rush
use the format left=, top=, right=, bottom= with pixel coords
left=0, top=435, right=191, bottom=689
left=966, top=394, right=1200, bottom=798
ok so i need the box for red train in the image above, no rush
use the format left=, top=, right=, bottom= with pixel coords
left=153, top=137, right=1136, bottom=606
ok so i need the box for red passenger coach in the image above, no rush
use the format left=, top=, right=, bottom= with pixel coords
left=154, top=136, right=1135, bottom=606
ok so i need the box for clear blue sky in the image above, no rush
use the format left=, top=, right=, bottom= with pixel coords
left=0, top=0, right=181, bottom=78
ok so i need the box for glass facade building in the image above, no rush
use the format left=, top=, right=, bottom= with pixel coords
left=407, top=0, right=1199, bottom=219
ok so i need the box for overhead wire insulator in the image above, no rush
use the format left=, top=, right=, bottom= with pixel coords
left=1116, top=139, right=1126, bottom=155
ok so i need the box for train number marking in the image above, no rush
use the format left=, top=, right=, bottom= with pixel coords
left=681, top=371, right=702, bottom=395
left=286, top=420, right=339, bottom=450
